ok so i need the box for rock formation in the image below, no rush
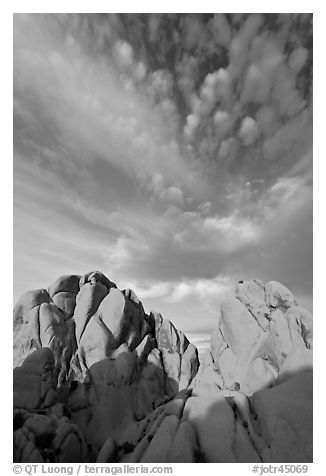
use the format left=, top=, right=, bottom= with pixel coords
left=193, top=279, right=313, bottom=396
left=13, top=273, right=312, bottom=463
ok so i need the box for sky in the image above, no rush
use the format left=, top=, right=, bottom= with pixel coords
left=13, top=13, right=313, bottom=351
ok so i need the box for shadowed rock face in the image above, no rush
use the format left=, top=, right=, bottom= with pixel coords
left=13, top=274, right=312, bottom=463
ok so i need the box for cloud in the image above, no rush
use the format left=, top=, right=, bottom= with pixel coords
left=210, top=14, right=232, bottom=47
left=184, top=68, right=232, bottom=142
left=148, top=69, right=174, bottom=100
left=289, top=46, right=308, bottom=73
left=162, top=206, right=263, bottom=258
left=241, top=64, right=269, bottom=105
left=255, top=106, right=279, bottom=138
left=142, top=173, right=185, bottom=206
left=133, top=61, right=147, bottom=82
left=168, top=276, right=234, bottom=303
left=112, top=40, right=134, bottom=70
left=202, top=69, right=231, bottom=110
left=123, top=275, right=234, bottom=304
left=217, top=137, right=239, bottom=163
left=177, top=14, right=312, bottom=198
left=262, top=108, right=312, bottom=162
left=176, top=54, right=198, bottom=103
left=184, top=113, right=200, bottom=139
left=261, top=175, right=312, bottom=225
left=271, top=64, right=306, bottom=118
left=238, top=116, right=259, bottom=145
left=213, top=110, right=232, bottom=139
left=165, top=186, right=184, bottom=205
left=14, top=14, right=205, bottom=203
left=238, top=35, right=284, bottom=106
left=181, top=16, right=205, bottom=51
left=229, top=14, right=264, bottom=79
left=203, top=214, right=260, bottom=242
left=13, top=14, right=313, bottom=336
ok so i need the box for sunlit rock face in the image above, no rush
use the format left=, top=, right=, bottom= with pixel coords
left=13, top=271, right=199, bottom=461
left=204, top=279, right=312, bottom=396
left=13, top=274, right=312, bottom=463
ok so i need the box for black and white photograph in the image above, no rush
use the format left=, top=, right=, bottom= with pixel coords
left=12, top=8, right=313, bottom=468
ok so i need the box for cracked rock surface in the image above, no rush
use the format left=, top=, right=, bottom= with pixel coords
left=13, top=273, right=312, bottom=462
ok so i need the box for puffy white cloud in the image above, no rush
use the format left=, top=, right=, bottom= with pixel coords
left=133, top=61, right=147, bottom=82
left=289, top=46, right=308, bottom=73
left=241, top=64, right=263, bottom=100
left=145, top=174, right=184, bottom=206
left=249, top=35, right=284, bottom=71
left=241, top=63, right=273, bottom=105
left=239, top=36, right=284, bottom=106
left=184, top=113, right=200, bottom=139
left=132, top=275, right=234, bottom=304
left=182, top=16, right=311, bottom=188
left=213, top=110, right=232, bottom=138
left=210, top=14, right=232, bottom=47
left=176, top=54, right=198, bottom=102
left=171, top=206, right=262, bottom=255
left=200, top=78, right=218, bottom=114
left=165, top=186, right=184, bottom=205
left=203, top=214, right=261, bottom=244
left=238, top=116, right=259, bottom=145
left=229, top=14, right=264, bottom=79
left=149, top=69, right=174, bottom=99
left=202, top=69, right=231, bottom=109
left=168, top=276, right=233, bottom=302
left=217, top=137, right=239, bottom=162
left=184, top=68, right=232, bottom=141
left=197, top=201, right=212, bottom=215
left=112, top=40, right=134, bottom=70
